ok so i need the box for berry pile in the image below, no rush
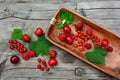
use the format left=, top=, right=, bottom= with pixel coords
left=9, top=39, right=27, bottom=53
left=37, top=58, right=49, bottom=71
left=58, top=21, right=113, bottom=53
left=37, top=50, right=57, bottom=71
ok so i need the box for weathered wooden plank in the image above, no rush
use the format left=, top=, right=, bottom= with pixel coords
left=0, top=3, right=76, bottom=20
left=77, top=1, right=120, bottom=9
left=77, top=9, right=120, bottom=19
left=0, top=0, right=119, bottom=3
left=1, top=68, right=112, bottom=80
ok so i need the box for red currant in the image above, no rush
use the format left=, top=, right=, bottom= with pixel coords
left=38, top=58, right=42, bottom=62
left=9, top=45, right=14, bottom=50
left=46, top=67, right=49, bottom=71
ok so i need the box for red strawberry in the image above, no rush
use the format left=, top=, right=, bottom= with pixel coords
left=63, top=25, right=71, bottom=34
left=59, top=33, right=67, bottom=41
left=75, top=22, right=83, bottom=30
left=28, top=50, right=36, bottom=57
left=49, top=50, right=56, bottom=57
left=22, top=34, right=31, bottom=42
left=22, top=53, right=29, bottom=60
left=35, top=27, right=43, bottom=36
left=101, top=38, right=109, bottom=47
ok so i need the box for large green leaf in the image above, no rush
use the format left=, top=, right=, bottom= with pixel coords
left=11, top=29, right=23, bottom=40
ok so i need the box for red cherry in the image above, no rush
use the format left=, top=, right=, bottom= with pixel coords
left=10, top=55, right=20, bottom=64
left=28, top=50, right=36, bottom=57
left=101, top=38, right=109, bottom=47
left=75, top=22, right=83, bottom=30
left=84, top=43, right=92, bottom=50
left=105, top=46, right=113, bottom=52
left=66, top=35, right=74, bottom=45
left=59, top=33, right=67, bottom=41
left=86, top=29, right=93, bottom=36
left=38, top=58, right=42, bottom=62
left=63, top=25, right=71, bottom=34
left=9, top=45, right=14, bottom=50
left=35, top=27, right=43, bottom=36
left=46, top=67, right=49, bottom=71
left=22, top=34, right=31, bottom=42
left=22, top=53, right=29, bottom=60
left=48, top=50, right=56, bottom=57
left=48, top=58, right=57, bottom=66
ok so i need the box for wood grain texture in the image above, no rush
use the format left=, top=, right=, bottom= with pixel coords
left=0, top=0, right=120, bottom=80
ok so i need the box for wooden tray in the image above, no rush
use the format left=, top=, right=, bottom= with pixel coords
left=45, top=6, right=120, bottom=79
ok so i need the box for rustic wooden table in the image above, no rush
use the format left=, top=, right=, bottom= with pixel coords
left=0, top=0, right=120, bottom=80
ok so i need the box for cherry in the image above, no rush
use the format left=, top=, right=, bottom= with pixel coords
left=10, top=55, right=20, bottom=64
left=49, top=50, right=56, bottom=57
left=22, top=53, right=29, bottom=60
left=105, top=46, right=113, bottom=52
left=66, top=35, right=74, bottom=45
left=35, top=27, right=43, bottom=36
left=48, top=58, right=57, bottom=66
left=63, top=25, right=71, bottom=34
left=28, top=50, right=36, bottom=58
left=38, top=58, right=42, bottom=62
left=86, top=29, right=93, bottom=36
left=59, top=33, right=67, bottom=41
left=22, top=34, right=31, bottom=42
left=75, top=22, right=83, bottom=30
left=101, top=38, right=109, bottom=47
left=84, top=43, right=92, bottom=50
left=9, top=45, right=14, bottom=50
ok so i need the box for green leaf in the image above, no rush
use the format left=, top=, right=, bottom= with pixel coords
left=85, top=52, right=97, bottom=63
left=11, top=28, right=23, bottom=39
left=60, top=10, right=67, bottom=20
left=58, top=23, right=64, bottom=29
left=85, top=46, right=107, bottom=64
left=85, top=52, right=105, bottom=64
left=94, top=46, right=107, bottom=56
left=58, top=10, right=74, bottom=29
left=28, top=34, right=53, bottom=57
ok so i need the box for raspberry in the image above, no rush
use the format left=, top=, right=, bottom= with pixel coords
left=84, top=43, right=92, bottom=50
left=105, top=46, right=113, bottom=52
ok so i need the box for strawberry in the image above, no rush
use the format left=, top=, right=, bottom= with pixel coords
left=22, top=34, right=31, bottom=42
left=35, top=27, right=43, bottom=36
left=59, top=33, right=67, bottom=41
left=28, top=50, right=36, bottom=58
left=22, top=53, right=29, bottom=60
